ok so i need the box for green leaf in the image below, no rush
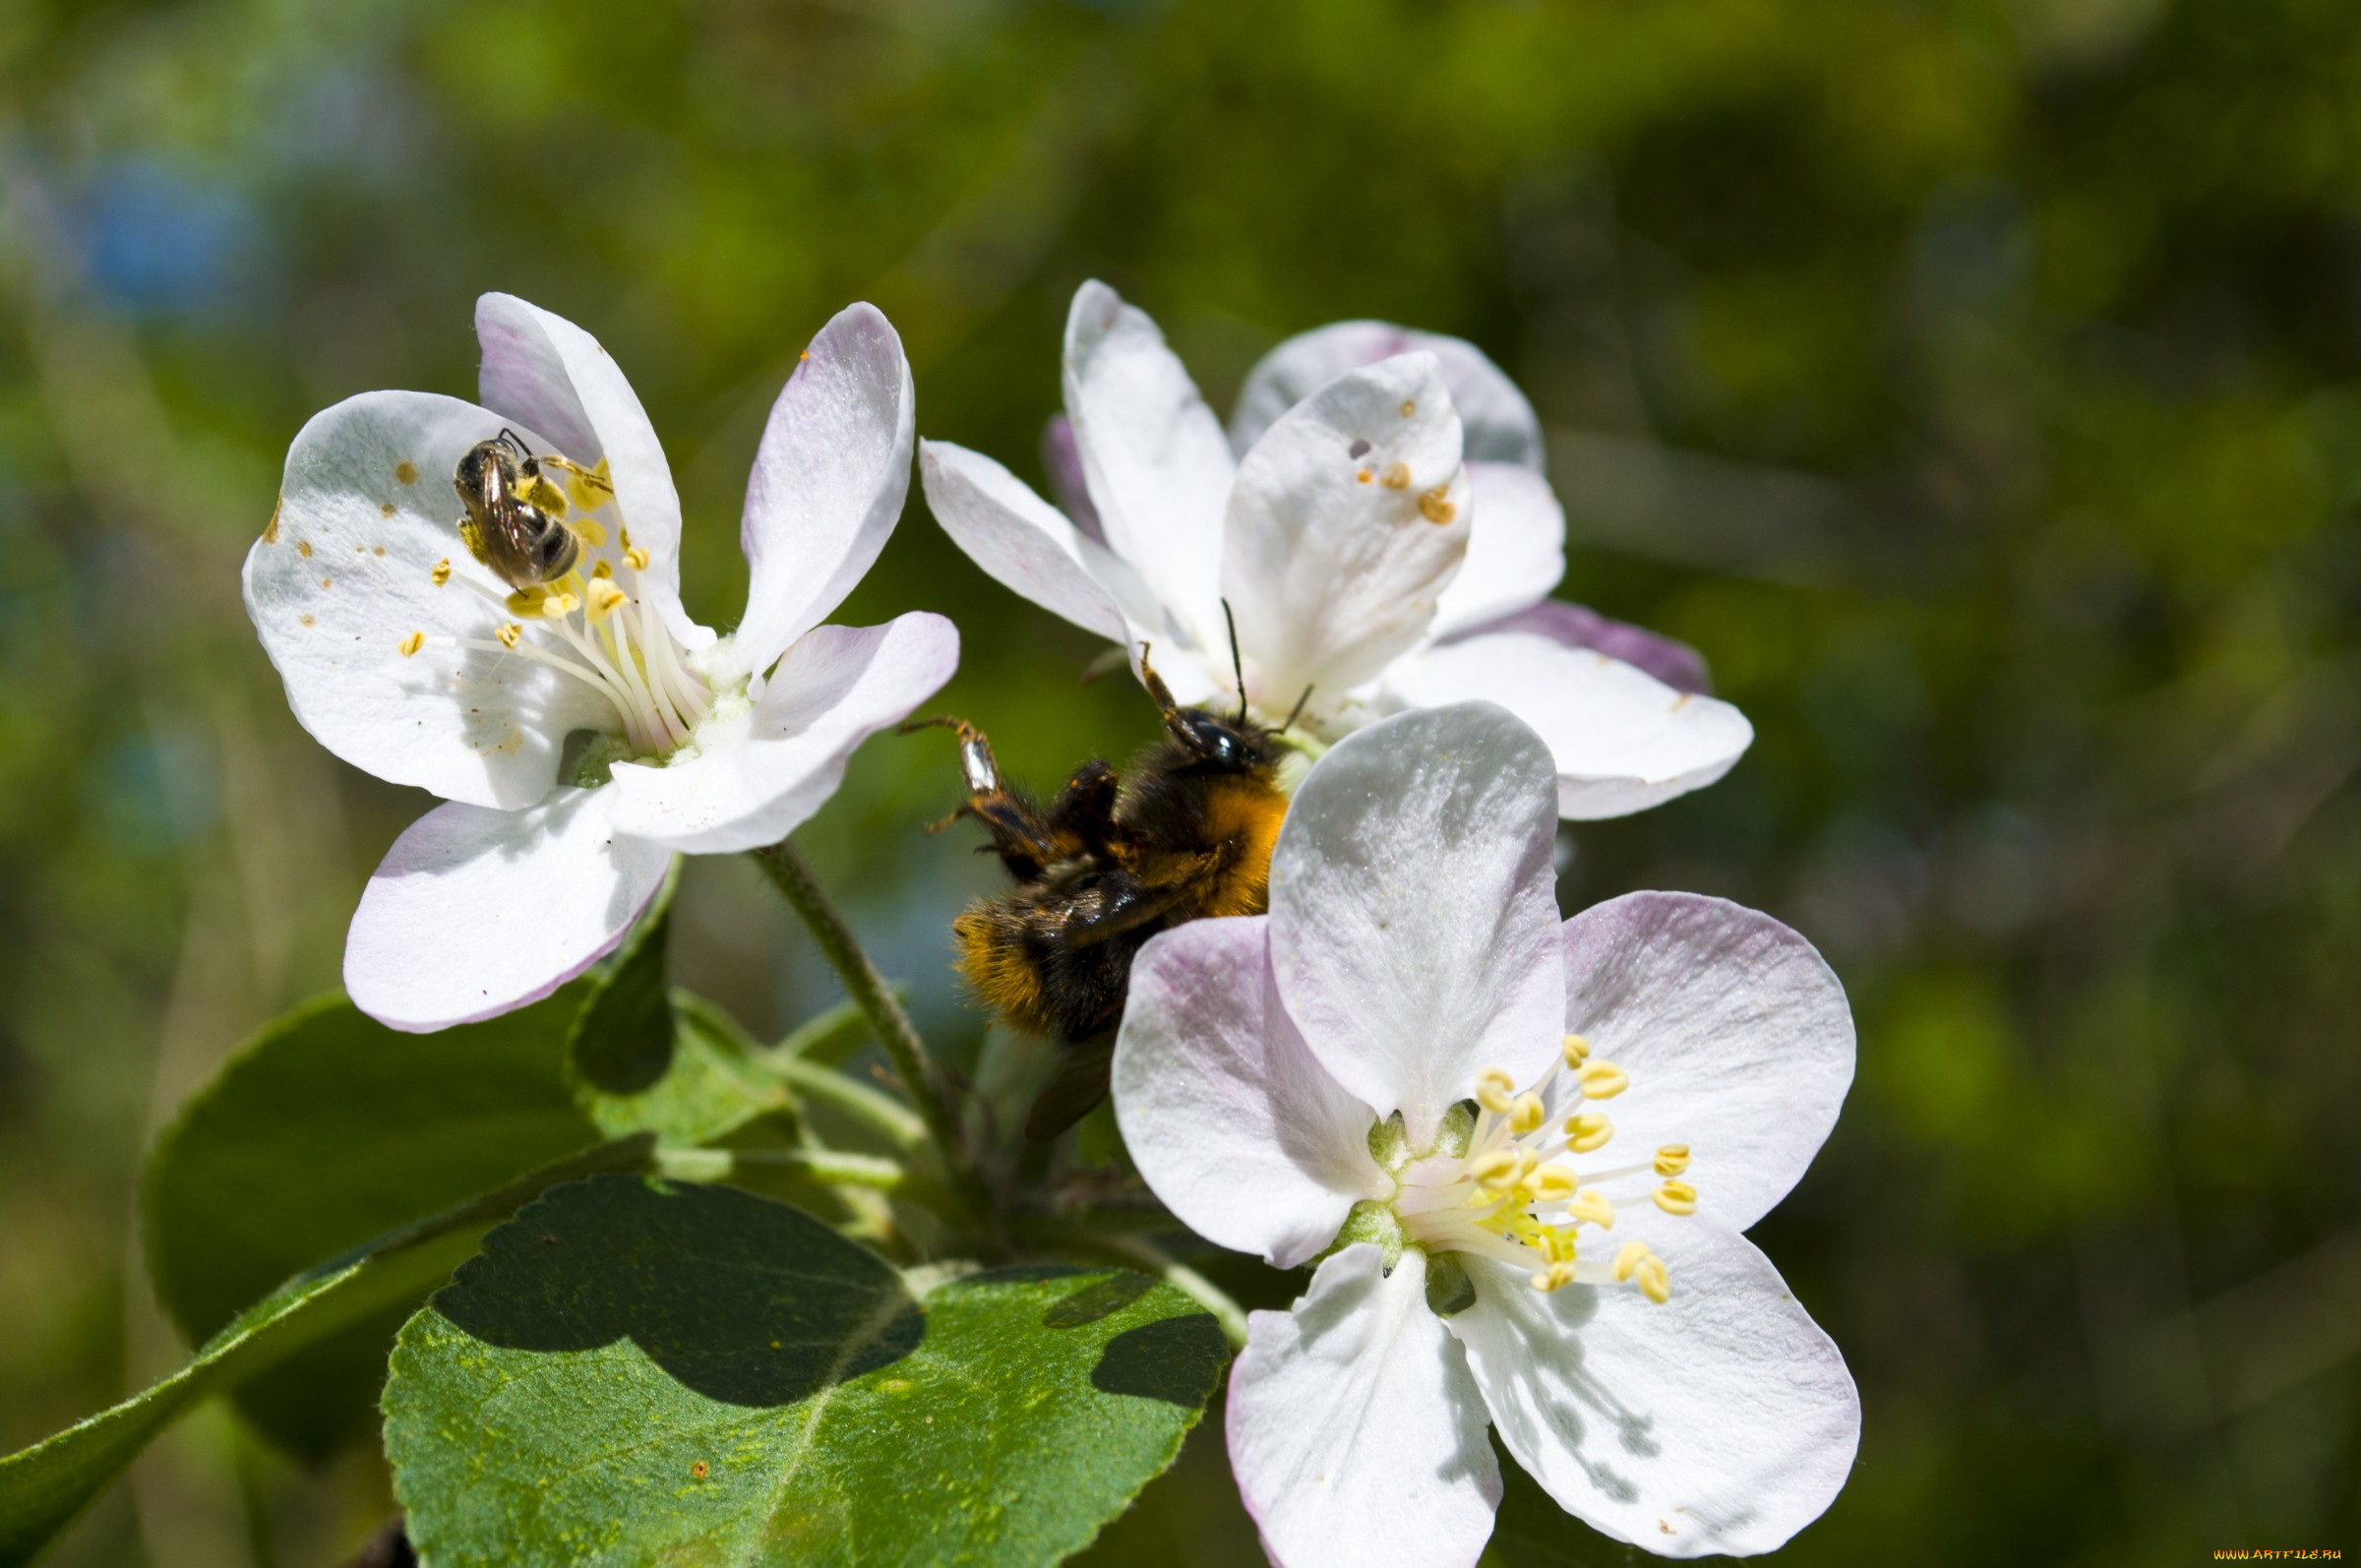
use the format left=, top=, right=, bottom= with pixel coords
left=1480, top=1441, right=1649, bottom=1568
left=141, top=988, right=603, bottom=1458
left=565, top=874, right=794, bottom=1146
left=386, top=1176, right=1230, bottom=1567
left=774, top=995, right=877, bottom=1066
left=1, top=1140, right=650, bottom=1568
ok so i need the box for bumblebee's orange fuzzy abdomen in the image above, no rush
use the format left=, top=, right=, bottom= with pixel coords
left=1188, top=776, right=1287, bottom=918
left=952, top=905, right=1059, bottom=1037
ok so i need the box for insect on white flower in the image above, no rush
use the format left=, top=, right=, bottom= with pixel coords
left=921, top=282, right=1753, bottom=818
left=1111, top=702, right=1861, bottom=1564
left=244, top=295, right=957, bottom=1031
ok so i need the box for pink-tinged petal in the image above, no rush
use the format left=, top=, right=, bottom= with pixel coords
left=1269, top=704, right=1564, bottom=1147
left=473, top=294, right=706, bottom=652
left=1228, top=1246, right=1501, bottom=1568
left=1446, top=598, right=1714, bottom=696
left=919, top=440, right=1129, bottom=644
left=1449, top=1225, right=1859, bottom=1558
left=1231, top=321, right=1545, bottom=472
left=344, top=789, right=672, bottom=1032
left=1561, top=893, right=1853, bottom=1231
left=244, top=391, right=620, bottom=811
left=1061, top=281, right=1235, bottom=650
left=723, top=304, right=916, bottom=684
left=1429, top=462, right=1568, bottom=638
left=603, top=613, right=958, bottom=855
left=1381, top=633, right=1750, bottom=820
left=1114, top=918, right=1388, bottom=1269
left=1038, top=413, right=1105, bottom=543
left=1221, top=353, right=1470, bottom=706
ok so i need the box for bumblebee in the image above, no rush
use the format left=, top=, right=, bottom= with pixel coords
left=911, top=656, right=1300, bottom=1138
left=452, top=429, right=610, bottom=591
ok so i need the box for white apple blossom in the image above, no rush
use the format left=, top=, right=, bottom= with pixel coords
left=244, top=295, right=956, bottom=1032
left=1112, top=703, right=1859, bottom=1564
left=921, top=282, right=1749, bottom=817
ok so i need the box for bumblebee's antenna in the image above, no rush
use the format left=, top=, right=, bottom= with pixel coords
left=1282, top=684, right=1314, bottom=734
left=1220, top=598, right=1248, bottom=724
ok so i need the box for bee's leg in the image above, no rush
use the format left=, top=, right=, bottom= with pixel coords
left=902, top=715, right=1059, bottom=879
left=1043, top=759, right=1120, bottom=857
left=538, top=452, right=617, bottom=518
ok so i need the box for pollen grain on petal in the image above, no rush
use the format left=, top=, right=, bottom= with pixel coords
left=397, top=630, right=425, bottom=657
left=1418, top=486, right=1456, bottom=524
left=496, top=622, right=522, bottom=649
left=263, top=498, right=281, bottom=544
left=380, top=502, right=396, bottom=518
left=394, top=460, right=419, bottom=485
left=1399, top=399, right=1417, bottom=417
left=1379, top=461, right=1412, bottom=490
left=296, top=539, right=312, bottom=558
left=432, top=558, right=453, bottom=586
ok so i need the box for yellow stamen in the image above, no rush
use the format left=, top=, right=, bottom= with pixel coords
left=590, top=559, right=614, bottom=579
left=585, top=578, right=629, bottom=626
left=573, top=516, right=607, bottom=547
left=1530, top=1260, right=1579, bottom=1293
left=1475, top=1068, right=1516, bottom=1116
left=1568, top=1188, right=1616, bottom=1229
left=397, top=631, right=424, bottom=658
left=1654, top=1144, right=1691, bottom=1177
left=1561, top=1033, right=1592, bottom=1066
left=506, top=585, right=579, bottom=620
left=626, top=546, right=651, bottom=572
left=1576, top=1060, right=1629, bottom=1100
left=1612, top=1240, right=1651, bottom=1282
left=1563, top=1112, right=1613, bottom=1153
left=1653, top=1180, right=1698, bottom=1216
left=1467, top=1150, right=1521, bottom=1187
left=1533, top=1165, right=1579, bottom=1203
left=496, top=622, right=522, bottom=649
left=1509, top=1093, right=1545, bottom=1135
left=431, top=558, right=452, bottom=586
left=1634, top=1254, right=1671, bottom=1304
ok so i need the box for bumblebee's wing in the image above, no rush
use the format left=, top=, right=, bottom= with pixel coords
left=1024, top=1032, right=1116, bottom=1142
left=1062, top=872, right=1202, bottom=950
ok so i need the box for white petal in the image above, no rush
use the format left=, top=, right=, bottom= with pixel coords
left=244, top=391, right=621, bottom=810
left=1561, top=892, right=1852, bottom=1231
left=1061, top=280, right=1235, bottom=652
left=1429, top=463, right=1566, bottom=638
left=1227, top=1246, right=1500, bottom=1568
left=1231, top=321, right=1545, bottom=472
left=603, top=614, right=958, bottom=855
left=1446, top=599, right=1714, bottom=697
left=1221, top=353, right=1470, bottom=705
left=1113, top=918, right=1388, bottom=1269
left=723, top=304, right=916, bottom=684
left=1268, top=704, right=1565, bottom=1146
left=918, top=440, right=1128, bottom=644
left=1449, top=1225, right=1859, bottom=1558
left=473, top=294, right=707, bottom=651
left=1381, top=633, right=1752, bottom=820
left=344, top=788, right=672, bottom=1032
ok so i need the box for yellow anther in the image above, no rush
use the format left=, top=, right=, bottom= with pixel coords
left=1418, top=486, right=1457, bottom=524
left=431, top=558, right=453, bottom=586
left=1611, top=1240, right=1652, bottom=1282
left=506, top=586, right=577, bottom=620
left=572, top=516, right=608, bottom=547
left=397, top=631, right=424, bottom=658
left=1533, top=1165, right=1580, bottom=1203
left=1561, top=1033, right=1592, bottom=1067
left=1562, top=1112, right=1613, bottom=1153
left=1634, top=1254, right=1671, bottom=1304
left=1654, top=1144, right=1691, bottom=1177
left=1509, top=1093, right=1545, bottom=1135
left=590, top=559, right=614, bottom=579
left=584, top=578, right=629, bottom=626
left=1379, top=461, right=1412, bottom=489
left=1530, top=1260, right=1579, bottom=1293
left=1540, top=1228, right=1578, bottom=1264
left=1568, top=1188, right=1616, bottom=1229
left=1576, top=1060, right=1629, bottom=1100
left=1467, top=1150, right=1522, bottom=1187
left=1475, top=1068, right=1516, bottom=1116
left=1653, top=1180, right=1698, bottom=1216
left=626, top=546, right=650, bottom=573
left=496, top=622, right=522, bottom=649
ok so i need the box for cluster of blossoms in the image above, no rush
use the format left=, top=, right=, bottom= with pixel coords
left=246, top=282, right=1859, bottom=1564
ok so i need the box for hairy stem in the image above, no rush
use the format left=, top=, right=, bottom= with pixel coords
left=754, top=838, right=985, bottom=1211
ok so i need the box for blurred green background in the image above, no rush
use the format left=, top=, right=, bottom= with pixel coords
left=4, top=0, right=2358, bottom=1562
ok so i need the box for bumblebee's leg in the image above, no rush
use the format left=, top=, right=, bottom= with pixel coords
left=1043, top=759, right=1120, bottom=857
left=903, top=715, right=1059, bottom=879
